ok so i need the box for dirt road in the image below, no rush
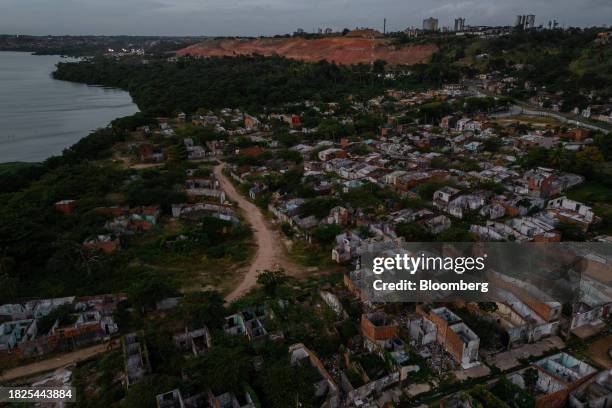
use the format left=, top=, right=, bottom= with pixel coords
left=214, top=163, right=303, bottom=302
left=1, top=342, right=115, bottom=382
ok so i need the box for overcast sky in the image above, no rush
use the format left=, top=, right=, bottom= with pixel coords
left=1, top=0, right=611, bottom=36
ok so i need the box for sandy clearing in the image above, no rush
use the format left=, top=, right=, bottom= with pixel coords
left=214, top=163, right=304, bottom=302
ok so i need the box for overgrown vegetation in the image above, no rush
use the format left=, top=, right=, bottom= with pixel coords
left=0, top=116, right=251, bottom=300
left=53, top=55, right=468, bottom=116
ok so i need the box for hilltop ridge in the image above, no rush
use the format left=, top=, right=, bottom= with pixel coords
left=176, top=36, right=438, bottom=65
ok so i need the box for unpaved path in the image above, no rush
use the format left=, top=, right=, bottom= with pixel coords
left=214, top=163, right=304, bottom=302
left=1, top=342, right=116, bottom=381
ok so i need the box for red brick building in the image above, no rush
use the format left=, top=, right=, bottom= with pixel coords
left=360, top=313, right=398, bottom=342
left=55, top=200, right=77, bottom=214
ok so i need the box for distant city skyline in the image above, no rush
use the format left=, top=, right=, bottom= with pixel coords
left=1, top=0, right=610, bottom=36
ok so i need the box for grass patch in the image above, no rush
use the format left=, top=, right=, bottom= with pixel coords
left=567, top=182, right=612, bottom=204
left=289, top=241, right=334, bottom=268
left=122, top=219, right=256, bottom=295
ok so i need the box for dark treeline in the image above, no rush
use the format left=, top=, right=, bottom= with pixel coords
left=0, top=35, right=202, bottom=57
left=52, top=55, right=465, bottom=116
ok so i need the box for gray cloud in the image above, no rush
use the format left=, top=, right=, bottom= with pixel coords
left=0, top=0, right=610, bottom=35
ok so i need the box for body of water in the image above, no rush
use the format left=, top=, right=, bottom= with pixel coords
left=0, top=51, right=138, bottom=163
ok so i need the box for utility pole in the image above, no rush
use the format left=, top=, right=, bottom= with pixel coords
left=383, top=18, right=387, bottom=35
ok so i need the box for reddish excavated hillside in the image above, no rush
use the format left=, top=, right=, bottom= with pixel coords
left=176, top=37, right=438, bottom=65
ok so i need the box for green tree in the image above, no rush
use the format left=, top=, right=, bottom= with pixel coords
left=573, top=146, right=604, bottom=177
left=129, top=273, right=178, bottom=313
left=372, top=59, right=387, bottom=74
left=436, top=227, right=474, bottom=242
left=483, top=137, right=503, bottom=153
left=144, top=324, right=184, bottom=375
left=280, top=222, right=294, bottom=238
left=417, top=181, right=452, bottom=200
left=555, top=221, right=587, bottom=241
left=179, top=291, right=226, bottom=329
left=523, top=367, right=539, bottom=396
left=186, top=337, right=251, bottom=394
left=548, top=146, right=567, bottom=168
left=419, top=101, right=452, bottom=124
left=260, top=360, right=319, bottom=408
left=311, top=224, right=342, bottom=245
left=257, top=268, right=289, bottom=296
left=490, top=376, right=535, bottom=408
left=274, top=131, right=301, bottom=147
left=0, top=255, right=17, bottom=304
left=395, top=222, right=433, bottom=242
left=297, top=197, right=341, bottom=219
left=121, top=375, right=181, bottom=408
left=522, top=147, right=549, bottom=168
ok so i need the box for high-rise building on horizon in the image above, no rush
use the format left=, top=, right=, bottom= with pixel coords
left=515, top=14, right=536, bottom=29
left=515, top=15, right=524, bottom=27
left=454, top=18, right=465, bottom=31
left=423, top=17, right=439, bottom=31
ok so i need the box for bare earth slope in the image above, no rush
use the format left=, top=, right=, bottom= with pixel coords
left=177, top=37, right=437, bottom=65
left=214, top=163, right=304, bottom=302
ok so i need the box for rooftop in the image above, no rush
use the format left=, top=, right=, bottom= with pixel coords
left=432, top=307, right=462, bottom=324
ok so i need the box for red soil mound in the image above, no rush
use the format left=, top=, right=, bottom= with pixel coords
left=176, top=37, right=437, bottom=65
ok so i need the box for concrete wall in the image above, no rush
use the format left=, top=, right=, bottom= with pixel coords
left=450, top=323, right=480, bottom=368
left=346, top=372, right=400, bottom=404
left=320, top=291, right=344, bottom=317
left=490, top=274, right=561, bottom=322
left=409, top=317, right=437, bottom=346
